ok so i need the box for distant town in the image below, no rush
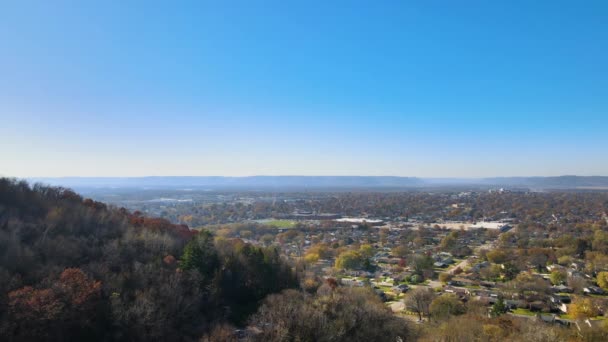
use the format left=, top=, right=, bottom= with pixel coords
left=72, top=183, right=608, bottom=338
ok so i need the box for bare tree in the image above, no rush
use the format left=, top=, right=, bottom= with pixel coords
left=403, top=287, right=434, bottom=321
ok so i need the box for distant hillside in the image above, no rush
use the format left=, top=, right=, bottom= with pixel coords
left=478, top=176, right=608, bottom=189
left=27, top=175, right=608, bottom=190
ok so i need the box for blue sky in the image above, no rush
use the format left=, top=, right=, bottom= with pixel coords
left=1, top=1, right=607, bottom=177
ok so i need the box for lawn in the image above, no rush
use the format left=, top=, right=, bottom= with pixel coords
left=512, top=308, right=536, bottom=316
left=463, top=285, right=481, bottom=290
left=263, top=219, right=297, bottom=228
left=377, top=285, right=393, bottom=292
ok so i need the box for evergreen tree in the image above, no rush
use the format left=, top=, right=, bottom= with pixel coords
left=490, top=298, right=507, bottom=317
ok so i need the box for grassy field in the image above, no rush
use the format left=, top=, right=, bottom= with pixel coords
left=512, top=308, right=536, bottom=316
left=263, top=219, right=297, bottom=228
left=377, top=285, right=394, bottom=292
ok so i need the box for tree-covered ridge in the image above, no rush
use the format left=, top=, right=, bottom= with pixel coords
left=0, top=178, right=296, bottom=341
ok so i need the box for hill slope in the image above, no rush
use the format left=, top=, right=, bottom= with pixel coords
left=0, top=178, right=295, bottom=341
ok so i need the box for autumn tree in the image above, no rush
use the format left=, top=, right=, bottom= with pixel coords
left=486, top=249, right=508, bottom=264
left=438, top=272, right=453, bottom=283
left=260, top=233, right=275, bottom=246
left=570, top=297, right=600, bottom=319
left=7, top=268, right=103, bottom=341
left=527, top=248, right=552, bottom=272
left=550, top=270, right=567, bottom=285
left=429, top=294, right=466, bottom=321
left=586, top=252, right=608, bottom=274
left=440, top=232, right=457, bottom=251
left=359, top=244, right=374, bottom=258
left=391, top=245, right=408, bottom=258
left=592, top=230, right=608, bottom=254
left=251, top=288, right=410, bottom=341
left=335, top=250, right=365, bottom=270
left=597, top=271, right=608, bottom=290
left=409, top=254, right=434, bottom=279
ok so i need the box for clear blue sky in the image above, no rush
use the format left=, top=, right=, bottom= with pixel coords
left=1, top=1, right=607, bottom=177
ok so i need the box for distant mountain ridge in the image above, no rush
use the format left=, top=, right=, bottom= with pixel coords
left=26, top=175, right=608, bottom=190
left=479, top=176, right=608, bottom=188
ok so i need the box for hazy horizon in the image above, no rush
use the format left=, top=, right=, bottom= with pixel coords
left=2, top=1, right=607, bottom=178
left=20, top=175, right=608, bottom=191
left=20, top=174, right=608, bottom=179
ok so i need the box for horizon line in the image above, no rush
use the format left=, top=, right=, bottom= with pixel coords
left=18, top=174, right=608, bottom=179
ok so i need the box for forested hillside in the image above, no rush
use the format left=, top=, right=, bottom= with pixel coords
left=0, top=178, right=296, bottom=341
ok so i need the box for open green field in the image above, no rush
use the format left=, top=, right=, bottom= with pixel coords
left=197, top=219, right=298, bottom=231
left=377, top=285, right=393, bottom=292
left=262, top=219, right=297, bottom=228
left=512, top=308, right=536, bottom=316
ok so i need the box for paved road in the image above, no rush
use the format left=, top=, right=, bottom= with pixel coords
left=427, top=280, right=443, bottom=289
left=389, top=301, right=405, bottom=313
